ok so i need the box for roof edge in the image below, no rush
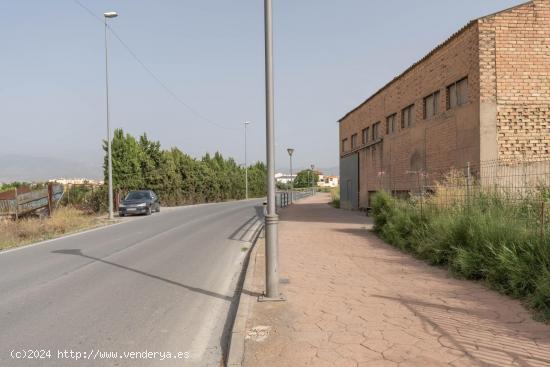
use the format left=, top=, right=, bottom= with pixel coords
left=337, top=20, right=477, bottom=123
left=338, top=1, right=533, bottom=124
left=478, top=0, right=533, bottom=21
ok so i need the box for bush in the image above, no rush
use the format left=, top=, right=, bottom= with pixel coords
left=371, top=190, right=550, bottom=321
left=372, top=192, right=421, bottom=251
left=330, top=187, right=340, bottom=208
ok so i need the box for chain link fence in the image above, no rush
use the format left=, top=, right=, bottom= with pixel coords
left=375, top=157, right=550, bottom=241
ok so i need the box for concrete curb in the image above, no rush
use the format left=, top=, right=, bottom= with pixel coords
left=226, top=229, right=263, bottom=366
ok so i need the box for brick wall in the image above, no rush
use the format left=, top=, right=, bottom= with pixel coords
left=479, top=0, right=550, bottom=160
left=339, top=23, right=481, bottom=208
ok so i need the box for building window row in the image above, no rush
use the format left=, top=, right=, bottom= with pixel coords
left=423, top=76, right=469, bottom=119
left=341, top=106, right=410, bottom=153
left=341, top=76, right=468, bottom=153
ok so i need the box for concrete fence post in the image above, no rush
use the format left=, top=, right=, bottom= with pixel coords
left=466, top=162, right=471, bottom=210
left=47, top=182, right=54, bottom=217
left=541, top=201, right=545, bottom=242
left=14, top=187, right=19, bottom=221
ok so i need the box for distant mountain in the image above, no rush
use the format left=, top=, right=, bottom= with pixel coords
left=0, top=154, right=102, bottom=183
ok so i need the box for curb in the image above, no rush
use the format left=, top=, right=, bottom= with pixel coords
left=226, top=228, right=263, bottom=366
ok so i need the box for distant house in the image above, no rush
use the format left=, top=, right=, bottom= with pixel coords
left=275, top=172, right=297, bottom=185
left=49, top=178, right=104, bottom=186
left=317, top=175, right=339, bottom=188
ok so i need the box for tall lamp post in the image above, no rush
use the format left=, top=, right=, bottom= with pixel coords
left=244, top=121, right=251, bottom=199
left=287, top=148, right=294, bottom=203
left=104, top=11, right=118, bottom=220
left=262, top=0, right=283, bottom=301
left=311, top=164, right=315, bottom=194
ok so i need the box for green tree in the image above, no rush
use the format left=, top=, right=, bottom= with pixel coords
left=247, top=162, right=267, bottom=197
left=156, top=150, right=183, bottom=205
left=293, top=169, right=319, bottom=189
left=139, top=133, right=163, bottom=192
left=103, top=130, right=267, bottom=207
left=104, top=129, right=144, bottom=191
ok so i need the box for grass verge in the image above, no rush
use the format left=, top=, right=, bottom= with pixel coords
left=371, top=190, right=550, bottom=322
left=0, top=207, right=110, bottom=251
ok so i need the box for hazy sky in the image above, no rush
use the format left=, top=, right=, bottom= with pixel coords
left=0, top=0, right=525, bottom=176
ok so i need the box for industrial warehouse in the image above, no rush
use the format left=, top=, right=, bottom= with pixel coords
left=339, top=0, right=550, bottom=209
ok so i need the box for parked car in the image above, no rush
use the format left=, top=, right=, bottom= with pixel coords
left=118, top=190, right=160, bottom=217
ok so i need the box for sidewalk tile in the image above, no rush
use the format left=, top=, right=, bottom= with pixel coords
left=242, top=194, right=550, bottom=367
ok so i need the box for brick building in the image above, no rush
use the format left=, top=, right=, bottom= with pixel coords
left=338, top=0, right=550, bottom=209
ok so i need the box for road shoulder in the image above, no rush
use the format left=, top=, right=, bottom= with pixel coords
left=226, top=232, right=263, bottom=366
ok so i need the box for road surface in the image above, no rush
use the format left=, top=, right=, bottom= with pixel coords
left=0, top=200, right=264, bottom=367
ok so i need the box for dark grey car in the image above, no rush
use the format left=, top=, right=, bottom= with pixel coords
left=118, top=190, right=160, bottom=216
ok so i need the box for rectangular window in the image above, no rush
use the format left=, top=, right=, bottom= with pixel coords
left=362, top=127, right=369, bottom=144
left=423, top=91, right=440, bottom=119
left=351, top=133, right=358, bottom=149
left=447, top=77, right=468, bottom=109
left=386, top=114, right=396, bottom=134
left=401, top=105, right=415, bottom=128
left=342, top=138, right=348, bottom=152
left=372, top=122, right=380, bottom=140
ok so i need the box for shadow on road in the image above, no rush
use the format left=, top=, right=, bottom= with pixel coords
left=51, top=249, right=232, bottom=302
left=220, top=206, right=265, bottom=366
left=228, top=205, right=264, bottom=242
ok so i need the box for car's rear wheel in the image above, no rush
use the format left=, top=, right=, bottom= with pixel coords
left=156, top=205, right=161, bottom=213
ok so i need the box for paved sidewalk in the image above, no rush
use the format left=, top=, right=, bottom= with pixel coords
left=242, top=194, right=550, bottom=367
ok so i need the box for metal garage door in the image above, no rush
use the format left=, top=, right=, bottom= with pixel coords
left=339, top=153, right=358, bottom=209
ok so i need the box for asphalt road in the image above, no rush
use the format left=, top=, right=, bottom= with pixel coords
left=0, top=199, right=265, bottom=367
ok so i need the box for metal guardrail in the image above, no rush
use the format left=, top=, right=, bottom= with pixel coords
left=275, top=189, right=315, bottom=209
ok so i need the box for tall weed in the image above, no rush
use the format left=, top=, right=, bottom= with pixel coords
left=371, top=190, right=550, bottom=321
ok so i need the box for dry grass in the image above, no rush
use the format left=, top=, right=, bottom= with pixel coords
left=0, top=207, right=109, bottom=251
left=427, top=169, right=470, bottom=208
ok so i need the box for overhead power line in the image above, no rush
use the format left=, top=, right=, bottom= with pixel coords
left=71, top=0, right=239, bottom=132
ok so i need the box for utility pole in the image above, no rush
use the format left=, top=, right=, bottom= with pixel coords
left=244, top=121, right=251, bottom=199
left=104, top=11, right=118, bottom=220
left=311, top=164, right=315, bottom=194
left=261, top=0, right=283, bottom=302
left=308, top=170, right=311, bottom=194
left=287, top=148, right=294, bottom=203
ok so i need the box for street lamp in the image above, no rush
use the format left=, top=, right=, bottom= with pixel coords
left=310, top=164, right=315, bottom=194
left=104, top=11, right=118, bottom=220
left=287, top=148, right=294, bottom=203
left=262, top=0, right=283, bottom=302
left=244, top=121, right=251, bottom=199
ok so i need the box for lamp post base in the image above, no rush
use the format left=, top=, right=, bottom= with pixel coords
left=258, top=293, right=286, bottom=302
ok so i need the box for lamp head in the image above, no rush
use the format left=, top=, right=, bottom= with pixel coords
left=104, top=11, right=118, bottom=18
